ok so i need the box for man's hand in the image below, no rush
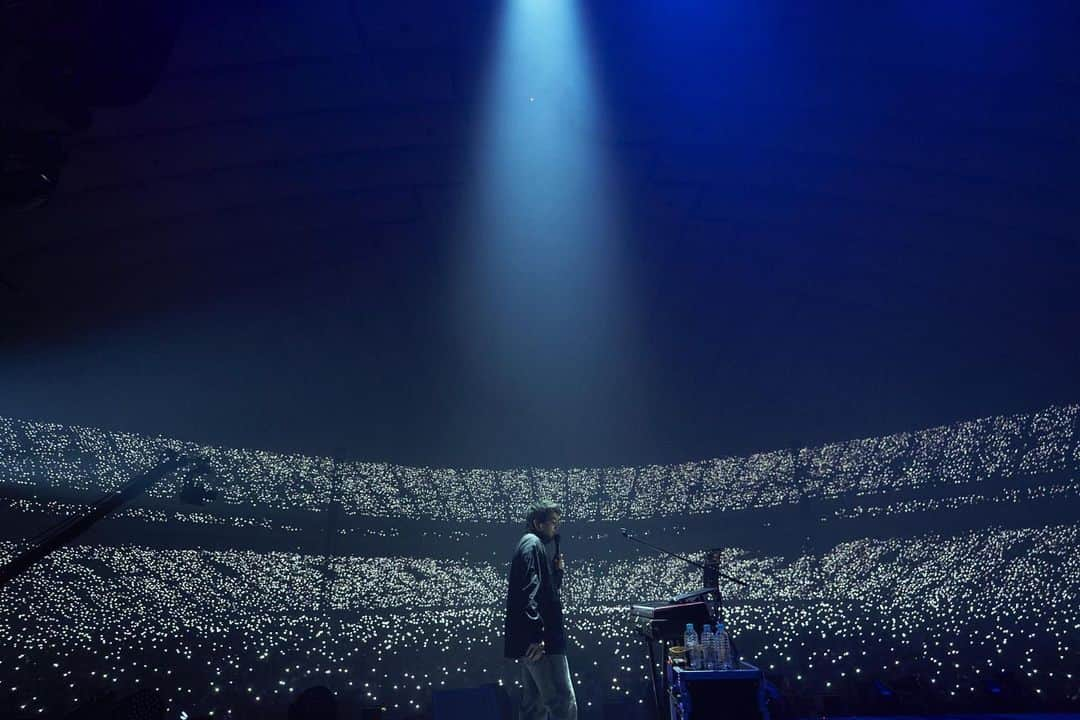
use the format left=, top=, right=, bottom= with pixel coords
left=555, top=553, right=565, bottom=572
left=524, top=641, right=545, bottom=663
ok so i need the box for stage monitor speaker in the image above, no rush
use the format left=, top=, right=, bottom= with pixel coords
left=670, top=664, right=768, bottom=720
left=433, top=683, right=509, bottom=720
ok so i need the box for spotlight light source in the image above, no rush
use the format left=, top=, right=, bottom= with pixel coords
left=454, top=0, right=643, bottom=424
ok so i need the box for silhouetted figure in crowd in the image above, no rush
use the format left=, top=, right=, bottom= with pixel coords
left=702, top=547, right=724, bottom=591
left=289, top=685, right=336, bottom=720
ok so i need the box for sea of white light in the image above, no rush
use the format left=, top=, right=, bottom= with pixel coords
left=0, top=406, right=1076, bottom=718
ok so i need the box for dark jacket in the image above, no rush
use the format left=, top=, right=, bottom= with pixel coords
left=503, top=532, right=566, bottom=658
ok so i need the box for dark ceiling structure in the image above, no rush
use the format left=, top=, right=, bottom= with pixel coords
left=2, top=0, right=1078, bottom=469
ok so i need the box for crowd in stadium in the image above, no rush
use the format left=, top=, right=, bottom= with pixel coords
left=0, top=524, right=1076, bottom=718
left=0, top=405, right=1075, bottom=521
left=0, top=405, right=1076, bottom=718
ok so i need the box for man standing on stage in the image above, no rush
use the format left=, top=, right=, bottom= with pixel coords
left=504, top=500, right=577, bottom=720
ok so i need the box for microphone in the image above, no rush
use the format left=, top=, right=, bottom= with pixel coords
left=554, top=533, right=562, bottom=571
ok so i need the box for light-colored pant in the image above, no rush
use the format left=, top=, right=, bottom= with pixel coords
left=520, top=654, right=578, bottom=720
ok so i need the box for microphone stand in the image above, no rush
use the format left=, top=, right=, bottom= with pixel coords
left=620, top=528, right=749, bottom=587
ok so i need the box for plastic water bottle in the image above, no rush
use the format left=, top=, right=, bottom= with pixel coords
left=683, top=623, right=700, bottom=669
left=708, top=624, right=724, bottom=670
left=700, top=624, right=715, bottom=670
left=715, top=622, right=733, bottom=670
